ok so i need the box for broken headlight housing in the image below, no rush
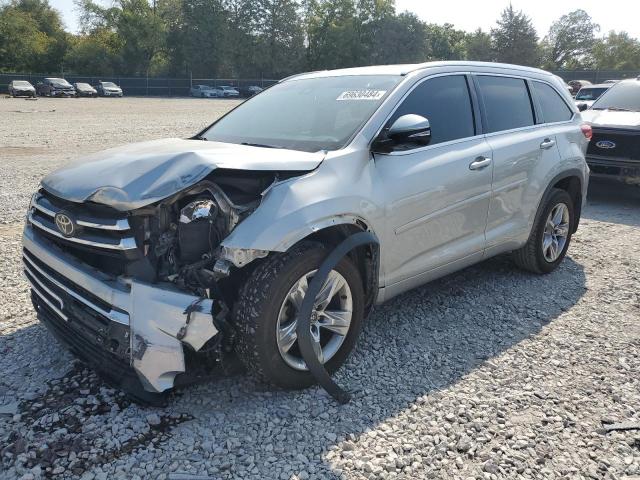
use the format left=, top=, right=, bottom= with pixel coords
left=178, top=198, right=221, bottom=263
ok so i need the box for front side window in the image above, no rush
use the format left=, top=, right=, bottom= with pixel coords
left=386, top=75, right=476, bottom=147
left=477, top=76, right=535, bottom=133
left=533, top=81, right=573, bottom=123
left=203, top=75, right=401, bottom=152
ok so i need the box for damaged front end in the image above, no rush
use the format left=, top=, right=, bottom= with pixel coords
left=23, top=169, right=300, bottom=400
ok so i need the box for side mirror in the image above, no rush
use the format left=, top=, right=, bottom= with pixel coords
left=577, top=103, right=588, bottom=112
left=373, top=114, right=432, bottom=152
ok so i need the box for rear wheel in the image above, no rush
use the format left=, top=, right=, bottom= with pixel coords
left=513, top=188, right=574, bottom=274
left=234, top=242, right=365, bottom=389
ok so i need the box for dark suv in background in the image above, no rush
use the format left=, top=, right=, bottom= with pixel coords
left=581, top=77, right=640, bottom=185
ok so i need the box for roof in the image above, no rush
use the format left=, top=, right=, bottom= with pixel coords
left=281, top=61, right=554, bottom=82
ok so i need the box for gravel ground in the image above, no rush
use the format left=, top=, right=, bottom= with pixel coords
left=1, top=96, right=639, bottom=480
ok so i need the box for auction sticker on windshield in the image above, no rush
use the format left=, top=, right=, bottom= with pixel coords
left=337, top=90, right=387, bottom=101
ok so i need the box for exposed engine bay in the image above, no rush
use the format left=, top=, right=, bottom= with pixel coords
left=130, top=170, right=277, bottom=292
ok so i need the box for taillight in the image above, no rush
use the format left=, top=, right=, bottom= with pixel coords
left=581, top=124, right=593, bottom=141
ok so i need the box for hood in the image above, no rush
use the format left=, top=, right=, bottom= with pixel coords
left=581, top=109, right=640, bottom=130
left=41, top=138, right=324, bottom=211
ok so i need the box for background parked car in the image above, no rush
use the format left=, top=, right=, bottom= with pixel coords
left=238, top=85, right=263, bottom=97
left=214, top=85, right=240, bottom=97
left=95, top=81, right=123, bottom=97
left=568, top=79, right=592, bottom=96
left=36, top=78, right=75, bottom=97
left=8, top=80, right=36, bottom=97
left=581, top=77, right=640, bottom=185
left=73, top=82, right=98, bottom=97
left=574, top=83, right=611, bottom=109
left=603, top=79, right=620, bottom=84
left=190, top=85, right=218, bottom=98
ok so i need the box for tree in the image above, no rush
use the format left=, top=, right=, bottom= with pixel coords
left=74, top=0, right=166, bottom=76
left=425, top=23, right=466, bottom=60
left=304, top=0, right=360, bottom=70
left=592, top=31, right=640, bottom=70
left=491, top=4, right=539, bottom=66
left=542, top=9, right=599, bottom=69
left=365, top=11, right=428, bottom=65
left=0, top=0, right=68, bottom=72
left=464, top=28, right=493, bottom=62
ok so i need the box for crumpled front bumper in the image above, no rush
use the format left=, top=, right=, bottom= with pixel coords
left=22, top=224, right=219, bottom=393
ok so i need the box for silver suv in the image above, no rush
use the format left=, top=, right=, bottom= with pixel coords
left=23, top=62, right=590, bottom=400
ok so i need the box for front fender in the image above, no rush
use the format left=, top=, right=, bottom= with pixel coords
left=220, top=157, right=383, bottom=255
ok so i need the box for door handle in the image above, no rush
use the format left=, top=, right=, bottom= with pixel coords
left=540, top=138, right=556, bottom=149
left=469, top=156, right=492, bottom=170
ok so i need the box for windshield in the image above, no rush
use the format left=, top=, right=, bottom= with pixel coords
left=575, top=87, right=608, bottom=101
left=14, top=81, right=30, bottom=87
left=592, top=81, right=640, bottom=111
left=49, top=78, right=70, bottom=86
left=202, top=75, right=401, bottom=152
left=103, top=82, right=117, bottom=88
left=76, top=83, right=90, bottom=88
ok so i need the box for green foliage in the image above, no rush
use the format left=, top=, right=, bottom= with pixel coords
left=3, top=0, right=640, bottom=77
left=464, top=29, right=493, bottom=62
left=0, top=0, right=68, bottom=73
left=592, top=31, right=640, bottom=70
left=425, top=23, right=466, bottom=61
left=541, top=9, right=599, bottom=69
left=491, top=4, right=539, bottom=66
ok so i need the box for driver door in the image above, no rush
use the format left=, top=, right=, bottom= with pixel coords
left=374, top=74, right=493, bottom=287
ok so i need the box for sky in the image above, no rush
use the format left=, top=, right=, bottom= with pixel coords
left=50, top=0, right=640, bottom=39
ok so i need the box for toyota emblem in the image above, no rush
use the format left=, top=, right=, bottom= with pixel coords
left=54, top=212, right=75, bottom=237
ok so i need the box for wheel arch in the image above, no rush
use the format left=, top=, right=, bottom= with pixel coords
left=291, top=221, right=380, bottom=316
left=532, top=169, right=585, bottom=237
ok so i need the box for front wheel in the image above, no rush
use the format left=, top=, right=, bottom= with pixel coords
left=234, top=242, right=365, bottom=389
left=513, top=188, right=574, bottom=274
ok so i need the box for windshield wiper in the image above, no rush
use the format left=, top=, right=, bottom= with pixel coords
left=604, top=107, right=632, bottom=112
left=240, top=142, right=284, bottom=149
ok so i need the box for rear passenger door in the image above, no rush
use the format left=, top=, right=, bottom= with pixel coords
left=475, top=75, right=562, bottom=250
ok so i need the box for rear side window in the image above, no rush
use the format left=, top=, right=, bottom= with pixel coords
left=388, top=75, right=475, bottom=146
left=477, top=76, right=535, bottom=133
left=533, top=82, right=573, bottom=123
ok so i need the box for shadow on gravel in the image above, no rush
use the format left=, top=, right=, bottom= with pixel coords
left=584, top=178, right=640, bottom=228
left=1, top=252, right=587, bottom=478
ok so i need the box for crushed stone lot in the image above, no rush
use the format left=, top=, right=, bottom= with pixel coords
left=1, top=96, right=639, bottom=480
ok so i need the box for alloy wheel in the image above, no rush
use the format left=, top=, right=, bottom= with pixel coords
left=276, top=269, right=353, bottom=371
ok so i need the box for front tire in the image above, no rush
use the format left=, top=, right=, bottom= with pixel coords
left=234, top=242, right=365, bottom=389
left=513, top=188, right=574, bottom=274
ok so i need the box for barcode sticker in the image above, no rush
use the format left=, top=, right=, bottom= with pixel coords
left=337, top=90, right=387, bottom=101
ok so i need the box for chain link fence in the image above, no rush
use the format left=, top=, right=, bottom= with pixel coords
left=551, top=70, right=639, bottom=83
left=2, top=70, right=639, bottom=96
left=0, top=73, right=279, bottom=96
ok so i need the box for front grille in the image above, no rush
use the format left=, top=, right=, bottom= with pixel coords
left=23, top=248, right=131, bottom=360
left=588, top=128, right=640, bottom=162
left=28, top=189, right=140, bottom=274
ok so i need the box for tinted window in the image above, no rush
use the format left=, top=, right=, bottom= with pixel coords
left=533, top=82, right=573, bottom=123
left=388, top=75, right=475, bottom=146
left=477, top=76, right=534, bottom=133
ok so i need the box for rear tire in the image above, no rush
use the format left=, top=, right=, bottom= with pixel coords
left=234, top=242, right=365, bottom=389
left=513, top=188, right=574, bottom=274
